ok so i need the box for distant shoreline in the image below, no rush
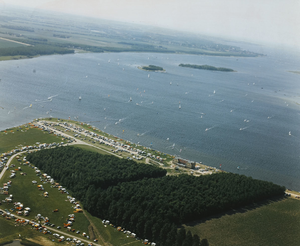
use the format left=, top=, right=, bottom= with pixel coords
left=0, top=48, right=263, bottom=62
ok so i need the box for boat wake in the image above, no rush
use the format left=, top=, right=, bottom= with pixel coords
left=239, top=126, right=250, bottom=131
left=205, top=126, right=216, bottom=132
left=48, top=94, right=58, bottom=100
left=138, top=131, right=149, bottom=137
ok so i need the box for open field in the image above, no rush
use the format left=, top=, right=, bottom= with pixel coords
left=0, top=125, right=67, bottom=154
left=185, top=198, right=300, bottom=246
left=83, top=211, right=141, bottom=246
left=0, top=38, right=26, bottom=49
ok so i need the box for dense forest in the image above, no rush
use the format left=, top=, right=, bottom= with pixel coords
left=27, top=147, right=285, bottom=246
left=26, top=147, right=166, bottom=190
left=179, top=63, right=235, bottom=72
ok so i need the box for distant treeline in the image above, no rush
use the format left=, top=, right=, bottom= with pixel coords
left=0, top=44, right=74, bottom=57
left=27, top=147, right=285, bottom=246
left=28, top=37, right=48, bottom=42
left=53, top=34, right=71, bottom=39
left=179, top=63, right=235, bottom=72
left=1, top=25, right=34, bottom=32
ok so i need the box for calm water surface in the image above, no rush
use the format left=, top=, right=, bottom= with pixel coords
left=0, top=48, right=299, bottom=190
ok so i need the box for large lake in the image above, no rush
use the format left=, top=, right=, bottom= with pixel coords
left=1, top=47, right=300, bottom=190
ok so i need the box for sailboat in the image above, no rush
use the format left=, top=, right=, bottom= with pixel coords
left=79, top=96, right=82, bottom=100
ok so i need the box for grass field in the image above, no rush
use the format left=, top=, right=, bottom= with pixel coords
left=185, top=198, right=300, bottom=246
left=0, top=125, right=67, bottom=154
left=84, top=211, right=142, bottom=246
left=0, top=158, right=91, bottom=233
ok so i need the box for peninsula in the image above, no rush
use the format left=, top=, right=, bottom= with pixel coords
left=138, top=65, right=165, bottom=72
left=0, top=118, right=299, bottom=246
left=179, top=63, right=235, bottom=72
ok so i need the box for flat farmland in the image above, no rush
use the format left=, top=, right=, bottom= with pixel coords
left=0, top=38, right=28, bottom=48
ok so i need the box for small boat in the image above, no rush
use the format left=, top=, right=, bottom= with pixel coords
left=79, top=96, right=81, bottom=100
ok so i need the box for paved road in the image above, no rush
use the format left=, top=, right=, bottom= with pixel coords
left=0, top=151, right=27, bottom=181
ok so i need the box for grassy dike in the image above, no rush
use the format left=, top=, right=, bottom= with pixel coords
left=1, top=118, right=300, bottom=245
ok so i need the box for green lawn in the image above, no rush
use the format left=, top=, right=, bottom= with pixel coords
left=0, top=158, right=90, bottom=235
left=0, top=217, right=43, bottom=245
left=185, top=198, right=300, bottom=246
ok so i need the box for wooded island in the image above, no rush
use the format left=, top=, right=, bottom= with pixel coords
left=179, top=63, right=235, bottom=72
left=139, top=65, right=165, bottom=72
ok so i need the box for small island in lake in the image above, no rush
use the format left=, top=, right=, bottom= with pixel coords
left=138, top=65, right=165, bottom=72
left=179, top=63, right=236, bottom=72
left=289, top=70, right=300, bottom=75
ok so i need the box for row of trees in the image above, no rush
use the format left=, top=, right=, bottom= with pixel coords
left=27, top=147, right=285, bottom=246
left=2, top=24, right=34, bottom=32
left=0, top=44, right=74, bottom=57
